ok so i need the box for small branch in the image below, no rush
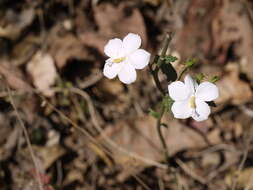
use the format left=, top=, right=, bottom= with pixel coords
left=176, top=159, right=207, bottom=185
left=6, top=86, right=44, bottom=190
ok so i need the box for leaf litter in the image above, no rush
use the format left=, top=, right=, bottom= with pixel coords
left=0, top=0, right=252, bottom=189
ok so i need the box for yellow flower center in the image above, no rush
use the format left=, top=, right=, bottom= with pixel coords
left=113, top=57, right=125, bottom=63
left=189, top=96, right=196, bottom=109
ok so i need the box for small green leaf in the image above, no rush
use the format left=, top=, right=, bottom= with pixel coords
left=149, top=108, right=161, bottom=119
left=160, top=62, right=177, bottom=82
left=164, top=55, right=178, bottom=63
left=184, top=58, right=197, bottom=67
left=209, top=76, right=220, bottom=83
left=207, top=101, right=217, bottom=107
left=195, top=73, right=205, bottom=83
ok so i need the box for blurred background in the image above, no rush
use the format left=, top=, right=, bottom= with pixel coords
left=0, top=0, right=253, bottom=189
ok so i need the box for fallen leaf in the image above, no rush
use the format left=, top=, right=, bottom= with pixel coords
left=99, top=115, right=222, bottom=179
left=79, top=2, right=147, bottom=54
left=216, top=63, right=252, bottom=105
left=33, top=145, right=66, bottom=170
left=174, top=0, right=216, bottom=61
left=49, top=32, right=88, bottom=69
left=0, top=8, right=35, bottom=40
left=27, top=52, right=57, bottom=97
left=226, top=167, right=253, bottom=189
left=143, top=0, right=161, bottom=6
left=212, top=0, right=253, bottom=80
left=0, top=60, right=32, bottom=91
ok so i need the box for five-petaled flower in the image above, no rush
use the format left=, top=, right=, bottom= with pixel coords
left=103, top=33, right=150, bottom=84
left=168, top=75, right=219, bottom=121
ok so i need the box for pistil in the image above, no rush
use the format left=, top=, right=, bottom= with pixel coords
left=189, top=96, right=196, bottom=109
left=113, top=57, right=125, bottom=63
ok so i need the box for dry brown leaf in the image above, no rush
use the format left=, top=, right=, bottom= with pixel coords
left=0, top=9, right=35, bottom=40
left=27, top=52, right=57, bottom=97
left=174, top=0, right=216, bottom=61
left=0, top=60, right=32, bottom=91
left=63, top=169, right=84, bottom=187
left=143, top=0, right=161, bottom=6
left=212, top=0, right=253, bottom=80
left=49, top=33, right=88, bottom=69
left=226, top=167, right=253, bottom=189
left=216, top=63, right=252, bottom=105
left=99, top=115, right=221, bottom=174
left=79, top=2, right=147, bottom=54
left=33, top=145, right=66, bottom=170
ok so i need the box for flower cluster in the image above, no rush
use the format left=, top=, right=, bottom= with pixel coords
left=103, top=33, right=219, bottom=121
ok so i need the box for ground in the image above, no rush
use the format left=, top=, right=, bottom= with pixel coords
left=0, top=0, right=253, bottom=189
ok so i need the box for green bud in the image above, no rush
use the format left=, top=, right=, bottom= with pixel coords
left=209, top=76, right=220, bottom=83
left=149, top=108, right=161, bottom=119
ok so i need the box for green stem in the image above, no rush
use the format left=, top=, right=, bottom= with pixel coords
left=149, top=32, right=173, bottom=96
left=161, top=32, right=173, bottom=57
left=149, top=32, right=174, bottom=164
left=157, top=106, right=170, bottom=163
left=177, top=66, right=188, bottom=80
left=148, top=64, right=165, bottom=96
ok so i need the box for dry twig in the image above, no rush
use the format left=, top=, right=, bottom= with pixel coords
left=6, top=85, right=44, bottom=190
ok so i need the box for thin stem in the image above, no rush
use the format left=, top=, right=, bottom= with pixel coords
left=177, top=66, right=188, bottom=81
left=156, top=105, right=169, bottom=162
left=149, top=64, right=165, bottom=95
left=149, top=32, right=173, bottom=96
left=161, top=32, right=173, bottom=57
left=6, top=86, right=44, bottom=190
left=149, top=32, right=173, bottom=163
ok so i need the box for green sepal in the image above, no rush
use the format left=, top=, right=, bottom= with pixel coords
left=206, top=101, right=217, bottom=107
left=162, top=95, right=174, bottom=112
left=195, top=73, right=205, bottom=83
left=209, top=76, right=220, bottom=83
left=148, top=108, right=161, bottom=119
left=183, top=58, right=197, bottom=67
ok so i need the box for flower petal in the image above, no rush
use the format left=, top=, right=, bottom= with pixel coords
left=168, top=81, right=191, bottom=101
left=118, top=63, right=136, bottom=84
left=104, top=38, right=123, bottom=58
left=184, top=74, right=198, bottom=94
left=122, top=33, right=141, bottom=55
left=103, top=60, right=123, bottom=79
left=195, top=82, right=219, bottom=101
left=192, top=100, right=211, bottom=121
left=128, top=49, right=150, bottom=69
left=171, top=100, right=192, bottom=119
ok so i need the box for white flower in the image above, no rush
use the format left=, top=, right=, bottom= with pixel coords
left=103, top=33, right=150, bottom=84
left=168, top=75, right=219, bottom=121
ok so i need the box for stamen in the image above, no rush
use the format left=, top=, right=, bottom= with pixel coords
left=113, top=57, right=125, bottom=63
left=189, top=96, right=196, bottom=109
